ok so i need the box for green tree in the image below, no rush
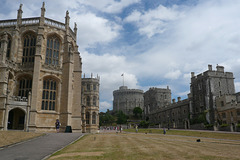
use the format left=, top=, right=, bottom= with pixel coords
left=117, top=110, right=127, bottom=124
left=133, top=107, right=143, bottom=118
left=99, top=111, right=115, bottom=126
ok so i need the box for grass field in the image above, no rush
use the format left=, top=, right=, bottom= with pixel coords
left=0, top=131, right=43, bottom=147
left=49, top=129, right=240, bottom=160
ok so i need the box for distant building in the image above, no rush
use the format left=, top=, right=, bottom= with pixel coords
left=81, top=74, right=100, bottom=133
left=215, top=94, right=240, bottom=131
left=143, top=64, right=238, bottom=131
left=190, top=65, right=235, bottom=124
left=113, top=86, right=144, bottom=115
left=144, top=87, right=171, bottom=118
left=150, top=97, right=190, bottom=129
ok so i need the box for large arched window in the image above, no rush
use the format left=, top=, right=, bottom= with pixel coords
left=18, top=78, right=32, bottom=98
left=41, top=78, right=57, bottom=111
left=22, top=33, right=36, bottom=64
left=6, top=37, right=11, bottom=59
left=92, top=112, right=96, bottom=124
left=45, top=36, right=60, bottom=66
left=86, top=112, right=90, bottom=124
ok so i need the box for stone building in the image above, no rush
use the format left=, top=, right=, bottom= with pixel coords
left=81, top=74, right=100, bottom=133
left=215, top=94, right=240, bottom=131
left=0, top=3, right=97, bottom=132
left=149, top=98, right=190, bottom=129
left=190, top=65, right=235, bottom=124
left=113, top=86, right=144, bottom=115
left=143, top=65, right=236, bottom=130
left=144, top=87, right=171, bottom=118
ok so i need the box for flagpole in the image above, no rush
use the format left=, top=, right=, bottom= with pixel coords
left=121, top=73, right=124, bottom=86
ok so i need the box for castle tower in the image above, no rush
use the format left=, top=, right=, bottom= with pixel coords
left=190, top=65, right=235, bottom=124
left=113, top=86, right=144, bottom=115
left=81, top=74, right=100, bottom=133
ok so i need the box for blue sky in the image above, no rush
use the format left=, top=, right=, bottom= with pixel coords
left=1, top=0, right=240, bottom=112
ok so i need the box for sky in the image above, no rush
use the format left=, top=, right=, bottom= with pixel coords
left=1, top=0, right=240, bottom=112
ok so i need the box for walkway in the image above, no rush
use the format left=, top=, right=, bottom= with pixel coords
left=0, top=132, right=84, bottom=160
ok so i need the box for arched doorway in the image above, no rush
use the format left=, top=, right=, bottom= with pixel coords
left=7, top=108, right=25, bottom=130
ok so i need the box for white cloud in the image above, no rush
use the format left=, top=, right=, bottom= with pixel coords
left=164, top=70, right=182, bottom=80
left=100, top=101, right=112, bottom=112
left=78, top=0, right=140, bottom=13
left=73, top=13, right=121, bottom=49
left=124, top=5, right=182, bottom=37
left=81, top=51, right=139, bottom=108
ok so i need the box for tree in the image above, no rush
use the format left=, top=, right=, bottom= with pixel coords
left=116, top=110, right=127, bottom=124
left=133, top=107, right=143, bottom=118
left=99, top=111, right=115, bottom=126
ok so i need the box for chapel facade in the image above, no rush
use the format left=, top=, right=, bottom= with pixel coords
left=0, top=3, right=98, bottom=132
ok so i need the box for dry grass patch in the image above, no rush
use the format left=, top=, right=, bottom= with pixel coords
left=0, top=131, right=43, bottom=147
left=125, top=128, right=240, bottom=140
left=49, top=132, right=240, bottom=160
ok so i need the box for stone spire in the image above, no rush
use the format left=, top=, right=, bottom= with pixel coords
left=65, top=10, right=70, bottom=29
left=41, top=2, right=46, bottom=18
left=40, top=2, right=46, bottom=26
left=17, top=4, right=23, bottom=26
left=74, top=22, right=77, bottom=35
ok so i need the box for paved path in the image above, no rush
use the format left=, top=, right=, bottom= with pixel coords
left=0, top=132, right=84, bottom=160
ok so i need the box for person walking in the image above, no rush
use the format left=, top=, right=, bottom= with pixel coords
left=55, top=119, right=61, bottom=133
left=135, top=124, right=138, bottom=133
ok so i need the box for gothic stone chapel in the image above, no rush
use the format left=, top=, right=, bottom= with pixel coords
left=0, top=3, right=98, bottom=132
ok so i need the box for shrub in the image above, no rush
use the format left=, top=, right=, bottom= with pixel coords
left=139, top=121, right=149, bottom=128
left=204, top=124, right=213, bottom=128
left=220, top=124, right=229, bottom=127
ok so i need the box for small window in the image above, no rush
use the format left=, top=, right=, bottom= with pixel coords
left=93, top=84, right=96, bottom=91
left=92, top=112, right=96, bottom=124
left=221, top=101, right=224, bottom=107
left=93, top=96, right=96, bottom=106
left=237, top=110, right=240, bottom=116
left=87, top=84, right=90, bottom=91
left=87, top=96, right=90, bottom=106
left=7, top=38, right=11, bottom=59
left=222, top=113, right=226, bottom=118
left=86, top=112, right=90, bottom=124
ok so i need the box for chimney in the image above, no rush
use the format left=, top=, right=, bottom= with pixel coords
left=216, top=65, right=224, bottom=72
left=208, top=64, right=212, bottom=71
left=177, top=97, right=181, bottom=102
left=191, top=72, right=195, bottom=78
